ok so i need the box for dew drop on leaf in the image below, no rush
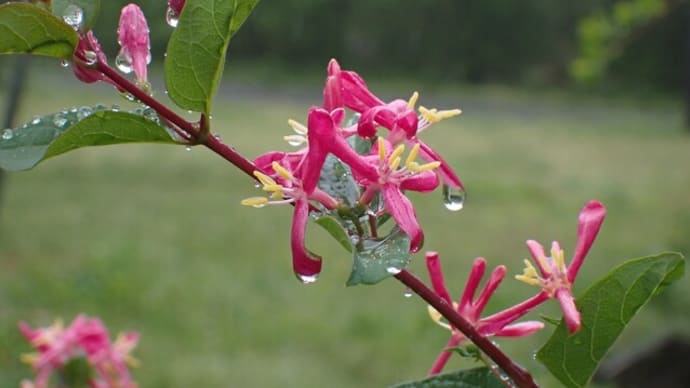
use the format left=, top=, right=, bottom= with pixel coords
left=442, top=184, right=466, bottom=211
left=76, top=106, right=92, bottom=120
left=386, top=266, right=402, bottom=275
left=62, top=5, right=84, bottom=30
left=2, top=129, right=13, bottom=140
left=403, top=288, right=413, bottom=298
left=184, top=146, right=192, bottom=152
left=31, top=116, right=42, bottom=125
left=52, top=113, right=68, bottom=128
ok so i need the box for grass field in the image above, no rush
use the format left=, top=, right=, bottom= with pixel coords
left=0, top=63, right=688, bottom=387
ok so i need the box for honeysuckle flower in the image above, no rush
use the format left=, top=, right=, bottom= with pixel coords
left=19, top=314, right=139, bottom=388
left=425, top=252, right=544, bottom=375
left=516, top=200, right=606, bottom=333
left=72, top=31, right=117, bottom=87
left=241, top=152, right=338, bottom=279
left=354, top=137, right=441, bottom=252
left=324, top=59, right=464, bottom=189
left=118, top=4, right=151, bottom=85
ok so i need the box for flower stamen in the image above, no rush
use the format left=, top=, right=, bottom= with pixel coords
left=419, top=106, right=463, bottom=124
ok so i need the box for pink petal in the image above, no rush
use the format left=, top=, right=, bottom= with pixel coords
left=383, top=184, right=423, bottom=252
left=400, top=170, right=439, bottom=193
left=555, top=288, right=581, bottom=334
left=525, top=240, right=548, bottom=275
left=323, top=73, right=342, bottom=111
left=417, top=141, right=463, bottom=189
left=339, top=70, right=384, bottom=112
left=492, top=321, right=544, bottom=337
left=168, top=0, right=186, bottom=15
left=473, top=264, right=507, bottom=315
left=568, top=200, right=606, bottom=282
left=458, top=258, right=486, bottom=317
left=291, top=198, right=322, bottom=277
left=425, top=252, right=453, bottom=304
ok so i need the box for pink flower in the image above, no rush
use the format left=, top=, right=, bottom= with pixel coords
left=425, top=252, right=544, bottom=375
left=19, top=315, right=139, bottom=388
left=72, top=31, right=118, bottom=87
left=241, top=148, right=339, bottom=281
left=324, top=59, right=464, bottom=189
left=354, top=137, right=441, bottom=252
left=118, top=4, right=151, bottom=84
left=516, top=200, right=607, bottom=333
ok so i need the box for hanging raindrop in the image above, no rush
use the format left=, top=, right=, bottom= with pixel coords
left=2, top=129, right=13, bottom=140
left=385, top=266, right=402, bottom=275
left=111, top=104, right=121, bottom=112
left=115, top=54, right=133, bottom=74
left=298, top=273, right=318, bottom=284
left=165, top=7, right=179, bottom=27
left=60, top=59, right=70, bottom=68
left=442, top=184, right=466, bottom=211
left=31, top=116, right=42, bottom=125
left=403, top=288, right=413, bottom=298
left=184, top=146, right=192, bottom=151
left=62, top=5, right=84, bottom=30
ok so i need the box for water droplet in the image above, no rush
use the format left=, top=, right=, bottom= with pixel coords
left=253, top=182, right=261, bottom=189
left=121, top=92, right=136, bottom=102
left=213, top=132, right=221, bottom=140
left=60, top=59, right=70, bottom=68
left=184, top=146, right=192, bottom=151
left=349, top=234, right=360, bottom=245
left=62, top=4, right=83, bottom=30
left=115, top=53, right=133, bottom=74
left=52, top=113, right=68, bottom=128
left=298, top=273, right=318, bottom=284
left=187, top=110, right=194, bottom=115
left=165, top=7, right=179, bottom=27
left=111, top=104, right=121, bottom=112
left=77, top=106, right=92, bottom=120
left=403, top=288, right=413, bottom=298
left=442, top=184, right=466, bottom=211
left=386, top=266, right=402, bottom=275
left=142, top=107, right=159, bottom=122
left=94, top=104, right=107, bottom=111
left=31, top=116, right=42, bottom=125
left=2, top=128, right=13, bottom=140
left=83, top=50, right=97, bottom=65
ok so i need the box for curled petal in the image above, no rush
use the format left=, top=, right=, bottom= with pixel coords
left=323, top=73, right=343, bottom=111
left=339, top=70, right=384, bottom=112
left=525, top=240, right=547, bottom=275
left=383, top=184, right=423, bottom=252
left=291, top=199, right=322, bottom=277
left=492, top=321, right=544, bottom=337
left=417, top=141, right=463, bottom=189
left=118, top=4, right=151, bottom=83
left=473, top=264, right=507, bottom=315
left=568, top=200, right=606, bottom=282
left=555, top=288, right=581, bottom=334
left=458, top=258, right=486, bottom=318
left=400, top=170, right=439, bottom=193
left=425, top=252, right=453, bottom=305
left=358, top=105, right=394, bottom=138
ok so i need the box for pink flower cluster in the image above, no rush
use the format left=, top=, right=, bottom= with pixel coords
left=19, top=315, right=139, bottom=388
left=242, top=59, right=464, bottom=281
left=425, top=200, right=606, bottom=374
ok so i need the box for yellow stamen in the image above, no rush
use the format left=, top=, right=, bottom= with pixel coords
left=287, top=119, right=307, bottom=135
left=427, top=306, right=452, bottom=331
left=552, top=247, right=566, bottom=271
left=240, top=197, right=269, bottom=208
left=283, top=134, right=307, bottom=146
left=419, top=106, right=463, bottom=123
left=272, top=161, right=293, bottom=181
left=415, top=161, right=441, bottom=173
left=389, top=156, right=401, bottom=171
left=407, top=91, right=419, bottom=109
left=126, top=355, right=141, bottom=368
left=405, top=143, right=421, bottom=168
left=515, top=259, right=541, bottom=286
left=377, top=137, right=386, bottom=162
left=253, top=171, right=276, bottom=187
left=262, top=184, right=283, bottom=193
left=20, top=353, right=39, bottom=365
left=271, top=191, right=284, bottom=200
left=389, top=144, right=406, bottom=163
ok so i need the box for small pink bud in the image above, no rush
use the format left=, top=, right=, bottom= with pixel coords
left=117, top=4, right=151, bottom=84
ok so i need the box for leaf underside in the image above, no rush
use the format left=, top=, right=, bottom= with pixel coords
left=0, top=3, right=78, bottom=58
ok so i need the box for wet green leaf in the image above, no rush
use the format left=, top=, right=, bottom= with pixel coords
left=0, top=3, right=78, bottom=58
left=318, top=154, right=360, bottom=207
left=347, top=227, right=411, bottom=286
left=314, top=215, right=352, bottom=253
left=0, top=107, right=176, bottom=171
left=165, top=0, right=260, bottom=113
left=536, top=252, right=685, bottom=388
left=391, top=367, right=504, bottom=388
left=52, top=0, right=100, bottom=31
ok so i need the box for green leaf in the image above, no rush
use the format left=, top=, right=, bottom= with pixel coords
left=0, top=3, right=78, bottom=58
left=391, top=367, right=505, bottom=388
left=347, top=227, right=411, bottom=286
left=318, top=154, right=360, bottom=207
left=536, top=252, right=685, bottom=388
left=0, top=106, right=176, bottom=171
left=314, top=215, right=353, bottom=253
left=164, top=0, right=260, bottom=113
left=52, top=0, right=100, bottom=31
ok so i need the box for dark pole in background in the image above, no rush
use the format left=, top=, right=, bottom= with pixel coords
left=0, top=55, right=30, bottom=213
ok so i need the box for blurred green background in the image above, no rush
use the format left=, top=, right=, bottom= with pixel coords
left=1, top=1, right=689, bottom=387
